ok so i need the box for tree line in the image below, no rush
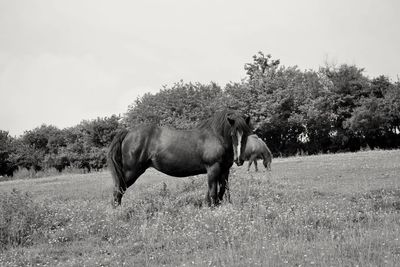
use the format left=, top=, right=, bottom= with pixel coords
left=125, top=52, right=400, bottom=155
left=0, top=116, right=122, bottom=176
left=1, top=52, right=399, bottom=177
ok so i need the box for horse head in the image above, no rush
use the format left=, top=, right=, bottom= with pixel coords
left=228, top=115, right=251, bottom=166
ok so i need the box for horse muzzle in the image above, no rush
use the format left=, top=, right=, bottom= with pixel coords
left=234, top=158, right=244, bottom=166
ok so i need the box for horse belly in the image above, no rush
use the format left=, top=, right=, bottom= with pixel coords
left=151, top=150, right=206, bottom=177
left=244, top=146, right=257, bottom=160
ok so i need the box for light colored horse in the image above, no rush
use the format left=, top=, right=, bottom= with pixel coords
left=243, top=134, right=272, bottom=171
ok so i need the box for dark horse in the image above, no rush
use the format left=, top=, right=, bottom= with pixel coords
left=108, top=110, right=252, bottom=207
left=243, top=134, right=272, bottom=172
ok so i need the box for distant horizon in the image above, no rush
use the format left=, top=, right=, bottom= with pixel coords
left=1, top=0, right=399, bottom=136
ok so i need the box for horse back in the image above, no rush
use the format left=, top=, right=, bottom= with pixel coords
left=244, top=135, right=271, bottom=160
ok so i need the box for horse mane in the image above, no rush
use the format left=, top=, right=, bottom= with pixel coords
left=197, top=110, right=251, bottom=139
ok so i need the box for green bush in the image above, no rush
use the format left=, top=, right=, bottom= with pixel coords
left=0, top=189, right=48, bottom=249
left=12, top=167, right=61, bottom=180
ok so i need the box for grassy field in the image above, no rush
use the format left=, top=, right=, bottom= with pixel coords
left=0, top=150, right=399, bottom=266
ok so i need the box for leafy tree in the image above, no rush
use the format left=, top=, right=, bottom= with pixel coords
left=229, top=53, right=326, bottom=155
left=22, top=125, right=66, bottom=154
left=370, top=75, right=391, bottom=98
left=79, top=115, right=121, bottom=148
left=226, top=53, right=282, bottom=128
left=299, top=95, right=336, bottom=153
left=244, top=51, right=280, bottom=80
left=319, top=64, right=371, bottom=151
left=0, top=130, right=11, bottom=161
left=10, top=139, right=44, bottom=171
left=0, top=131, right=18, bottom=176
left=61, top=116, right=121, bottom=172
left=382, top=81, right=400, bottom=147
left=125, top=81, right=225, bottom=129
left=345, top=97, right=390, bottom=148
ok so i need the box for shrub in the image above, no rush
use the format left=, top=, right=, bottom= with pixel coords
left=12, top=167, right=61, bottom=180
left=12, top=167, right=34, bottom=179
left=0, top=189, right=48, bottom=249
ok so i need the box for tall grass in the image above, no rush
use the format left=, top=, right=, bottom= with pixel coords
left=1, top=176, right=399, bottom=265
left=0, top=151, right=399, bottom=266
left=6, top=166, right=102, bottom=181
left=0, top=189, right=49, bottom=249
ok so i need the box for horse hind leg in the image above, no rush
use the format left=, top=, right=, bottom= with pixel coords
left=113, top=166, right=146, bottom=207
left=248, top=155, right=257, bottom=171
left=254, top=160, right=258, bottom=172
left=247, top=160, right=252, bottom=172
left=266, top=161, right=271, bottom=171
left=263, top=157, right=271, bottom=171
left=110, top=170, right=126, bottom=207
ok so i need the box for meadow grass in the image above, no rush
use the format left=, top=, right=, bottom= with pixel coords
left=0, top=150, right=399, bottom=266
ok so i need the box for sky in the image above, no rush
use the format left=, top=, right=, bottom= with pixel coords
left=1, top=0, right=399, bottom=136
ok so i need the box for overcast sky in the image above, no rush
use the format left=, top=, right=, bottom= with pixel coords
left=1, top=0, right=399, bottom=136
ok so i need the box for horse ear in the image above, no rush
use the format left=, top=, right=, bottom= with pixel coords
left=227, top=117, right=235, bottom=126
left=245, top=116, right=251, bottom=125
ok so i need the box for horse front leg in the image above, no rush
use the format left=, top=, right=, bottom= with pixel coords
left=113, top=187, right=125, bottom=207
left=264, top=159, right=271, bottom=171
left=218, top=169, right=231, bottom=203
left=206, top=164, right=221, bottom=207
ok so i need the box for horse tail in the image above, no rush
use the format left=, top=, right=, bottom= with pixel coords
left=264, top=143, right=272, bottom=158
left=108, top=129, right=129, bottom=190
